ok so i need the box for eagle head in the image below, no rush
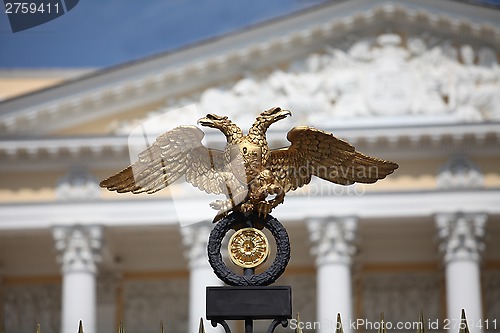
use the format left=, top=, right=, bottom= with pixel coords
left=198, top=114, right=243, bottom=143
left=258, top=107, right=292, bottom=125
left=198, top=114, right=229, bottom=129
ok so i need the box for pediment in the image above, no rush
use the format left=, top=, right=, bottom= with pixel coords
left=218, top=34, right=500, bottom=127
left=1, top=0, right=500, bottom=136
left=116, top=32, right=499, bottom=135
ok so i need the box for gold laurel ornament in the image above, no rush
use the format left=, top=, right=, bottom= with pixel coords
left=228, top=228, right=270, bottom=268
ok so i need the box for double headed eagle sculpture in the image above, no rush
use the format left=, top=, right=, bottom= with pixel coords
left=100, top=107, right=398, bottom=221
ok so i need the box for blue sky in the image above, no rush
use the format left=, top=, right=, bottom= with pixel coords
left=0, top=0, right=326, bottom=68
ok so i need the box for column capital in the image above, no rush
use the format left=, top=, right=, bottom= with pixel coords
left=435, top=212, right=487, bottom=263
left=52, top=225, right=103, bottom=274
left=307, top=216, right=358, bottom=266
left=181, top=222, right=212, bottom=269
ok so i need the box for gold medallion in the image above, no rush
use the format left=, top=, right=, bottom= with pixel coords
left=228, top=228, right=270, bottom=268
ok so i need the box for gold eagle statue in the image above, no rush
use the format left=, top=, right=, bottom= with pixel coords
left=100, top=107, right=398, bottom=221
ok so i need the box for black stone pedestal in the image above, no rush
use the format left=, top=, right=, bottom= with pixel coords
left=206, top=286, right=292, bottom=333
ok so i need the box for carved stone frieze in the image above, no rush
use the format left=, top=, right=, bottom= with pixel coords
left=97, top=271, right=121, bottom=304
left=276, top=274, right=316, bottom=326
left=2, top=283, right=61, bottom=333
left=483, top=270, right=500, bottom=329
left=116, top=33, right=500, bottom=135
left=361, top=272, right=441, bottom=325
left=209, top=35, right=499, bottom=125
left=123, top=279, right=188, bottom=333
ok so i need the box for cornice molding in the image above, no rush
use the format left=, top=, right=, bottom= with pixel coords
left=0, top=189, right=498, bottom=231
left=0, top=122, right=498, bottom=171
left=0, top=136, right=129, bottom=171
left=0, top=0, right=499, bottom=136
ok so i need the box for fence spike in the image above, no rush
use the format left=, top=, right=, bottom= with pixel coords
left=378, top=313, right=387, bottom=333
left=117, top=321, right=125, bottom=333
left=78, top=320, right=84, bottom=333
left=335, top=313, right=344, bottom=333
left=198, top=318, right=205, bottom=333
left=416, top=311, right=426, bottom=333
left=294, top=313, right=303, bottom=333
left=160, top=320, right=164, bottom=333
left=458, top=309, right=470, bottom=333
left=36, top=324, right=41, bottom=333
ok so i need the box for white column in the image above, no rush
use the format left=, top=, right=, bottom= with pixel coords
left=181, top=222, right=222, bottom=333
left=53, top=225, right=103, bottom=333
left=308, top=217, right=357, bottom=333
left=436, top=213, right=487, bottom=333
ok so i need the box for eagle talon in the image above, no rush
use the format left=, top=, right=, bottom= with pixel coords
left=257, top=201, right=271, bottom=218
left=240, top=203, right=253, bottom=213
left=210, top=200, right=223, bottom=210
left=268, top=184, right=282, bottom=195
left=210, top=199, right=233, bottom=213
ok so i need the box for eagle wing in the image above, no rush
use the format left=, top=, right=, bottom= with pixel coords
left=267, top=126, right=399, bottom=192
left=100, top=126, right=229, bottom=195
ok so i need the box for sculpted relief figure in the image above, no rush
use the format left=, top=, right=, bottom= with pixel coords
left=363, top=35, right=416, bottom=116
left=195, top=34, right=499, bottom=126
left=112, top=34, right=500, bottom=135
left=449, top=45, right=500, bottom=121
left=407, top=40, right=450, bottom=116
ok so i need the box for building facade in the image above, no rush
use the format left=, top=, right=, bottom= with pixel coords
left=1, top=1, right=499, bottom=333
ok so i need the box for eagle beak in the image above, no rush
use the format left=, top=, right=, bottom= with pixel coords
left=275, top=109, right=292, bottom=121
left=198, top=117, right=215, bottom=128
